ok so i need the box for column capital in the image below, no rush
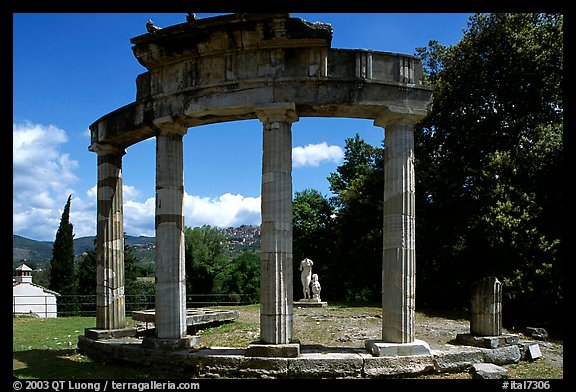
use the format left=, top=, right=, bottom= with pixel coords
left=153, top=116, right=188, bottom=136
left=255, top=103, right=299, bottom=125
left=89, top=142, right=126, bottom=156
left=373, top=106, right=428, bottom=129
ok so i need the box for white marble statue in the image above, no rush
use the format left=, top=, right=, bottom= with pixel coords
left=311, top=273, right=321, bottom=301
left=299, top=258, right=313, bottom=299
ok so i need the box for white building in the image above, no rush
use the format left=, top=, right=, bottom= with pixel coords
left=13, top=263, right=59, bottom=318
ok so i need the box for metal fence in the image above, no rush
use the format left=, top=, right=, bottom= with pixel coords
left=13, top=293, right=258, bottom=318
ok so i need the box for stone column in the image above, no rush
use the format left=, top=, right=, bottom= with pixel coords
left=375, top=110, right=423, bottom=344
left=470, top=277, right=503, bottom=336
left=154, top=122, right=188, bottom=339
left=256, top=104, right=298, bottom=344
left=93, top=143, right=126, bottom=330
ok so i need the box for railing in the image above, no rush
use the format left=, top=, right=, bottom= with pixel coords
left=12, top=293, right=258, bottom=318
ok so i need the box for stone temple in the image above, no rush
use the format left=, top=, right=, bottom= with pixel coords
left=80, top=13, right=443, bottom=373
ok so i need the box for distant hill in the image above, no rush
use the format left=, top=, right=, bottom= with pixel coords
left=13, top=235, right=156, bottom=267
left=13, top=235, right=54, bottom=263
left=13, top=226, right=260, bottom=268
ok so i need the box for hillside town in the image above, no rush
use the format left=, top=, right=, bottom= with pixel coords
left=222, top=225, right=261, bottom=255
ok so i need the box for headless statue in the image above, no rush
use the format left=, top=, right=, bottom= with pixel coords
left=299, top=258, right=313, bottom=299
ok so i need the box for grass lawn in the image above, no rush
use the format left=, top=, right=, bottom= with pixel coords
left=13, top=316, right=179, bottom=379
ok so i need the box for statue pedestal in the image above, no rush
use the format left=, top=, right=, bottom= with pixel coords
left=293, top=299, right=328, bottom=308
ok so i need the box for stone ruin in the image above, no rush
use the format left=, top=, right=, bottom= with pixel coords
left=82, top=12, right=433, bottom=355
left=74, top=14, right=542, bottom=377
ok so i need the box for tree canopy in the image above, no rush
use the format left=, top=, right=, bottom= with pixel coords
left=292, top=13, right=563, bottom=335
left=414, top=13, right=563, bottom=334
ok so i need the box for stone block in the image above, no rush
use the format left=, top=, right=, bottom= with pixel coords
left=245, top=341, right=300, bottom=358
left=365, top=339, right=432, bottom=357
left=362, top=353, right=435, bottom=377
left=470, top=363, right=508, bottom=379
left=455, top=333, right=519, bottom=348
left=288, top=352, right=363, bottom=378
left=432, top=346, right=485, bottom=372
left=526, top=327, right=549, bottom=341
left=84, top=327, right=138, bottom=340
left=141, top=335, right=200, bottom=351
left=293, top=300, right=328, bottom=308
left=480, top=344, right=521, bottom=365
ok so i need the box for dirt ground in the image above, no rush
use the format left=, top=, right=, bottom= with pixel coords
left=207, top=304, right=563, bottom=377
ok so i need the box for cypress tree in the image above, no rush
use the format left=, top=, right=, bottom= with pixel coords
left=49, top=194, right=77, bottom=314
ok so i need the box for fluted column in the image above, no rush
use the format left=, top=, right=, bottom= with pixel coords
left=375, top=110, right=422, bottom=343
left=155, top=122, right=188, bottom=339
left=93, top=143, right=126, bottom=330
left=256, top=104, right=298, bottom=344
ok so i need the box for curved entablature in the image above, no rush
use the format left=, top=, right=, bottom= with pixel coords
left=88, top=12, right=434, bottom=346
left=89, top=13, right=432, bottom=151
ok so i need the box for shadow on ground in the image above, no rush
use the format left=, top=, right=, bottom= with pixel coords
left=13, top=348, right=173, bottom=379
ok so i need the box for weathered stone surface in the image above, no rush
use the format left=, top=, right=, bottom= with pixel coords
left=78, top=334, right=529, bottom=378
left=288, top=351, right=364, bottom=378
left=257, top=104, right=297, bottom=344
left=470, top=363, right=508, bottom=379
left=480, top=344, right=521, bottom=365
left=189, top=347, right=289, bottom=378
left=87, top=13, right=434, bottom=358
left=455, top=333, right=519, bottom=349
left=432, top=346, right=486, bottom=372
left=293, top=299, right=328, bottom=308
left=84, top=327, right=138, bottom=340
left=365, top=339, right=432, bottom=357
left=89, top=14, right=432, bottom=150
left=131, top=308, right=239, bottom=326
left=377, top=117, right=419, bottom=343
left=154, top=125, right=188, bottom=339
left=245, top=341, right=300, bottom=358
left=362, top=353, right=435, bottom=377
left=470, top=277, right=502, bottom=336
left=93, top=146, right=126, bottom=331
left=142, top=335, right=200, bottom=351
left=526, top=327, right=549, bottom=341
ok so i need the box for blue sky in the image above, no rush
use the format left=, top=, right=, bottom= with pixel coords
left=13, top=12, right=473, bottom=242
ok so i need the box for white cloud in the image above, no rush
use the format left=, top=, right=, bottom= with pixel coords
left=13, top=122, right=79, bottom=199
left=123, top=197, right=156, bottom=237
left=292, top=142, right=343, bottom=168
left=184, top=192, right=261, bottom=229
left=12, top=121, right=261, bottom=241
left=104, top=191, right=261, bottom=238
left=13, top=122, right=81, bottom=241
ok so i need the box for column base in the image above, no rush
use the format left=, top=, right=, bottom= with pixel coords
left=245, top=340, right=300, bottom=357
left=365, top=339, right=432, bottom=357
left=142, top=335, right=200, bottom=351
left=455, top=333, right=519, bottom=349
left=84, top=327, right=138, bottom=340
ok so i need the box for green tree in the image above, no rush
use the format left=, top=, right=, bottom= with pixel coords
left=184, top=225, right=232, bottom=295
left=414, top=13, right=563, bottom=334
left=327, top=134, right=384, bottom=303
left=219, top=251, right=260, bottom=303
left=49, top=195, right=77, bottom=314
left=76, top=242, right=97, bottom=314
left=292, top=189, right=336, bottom=300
